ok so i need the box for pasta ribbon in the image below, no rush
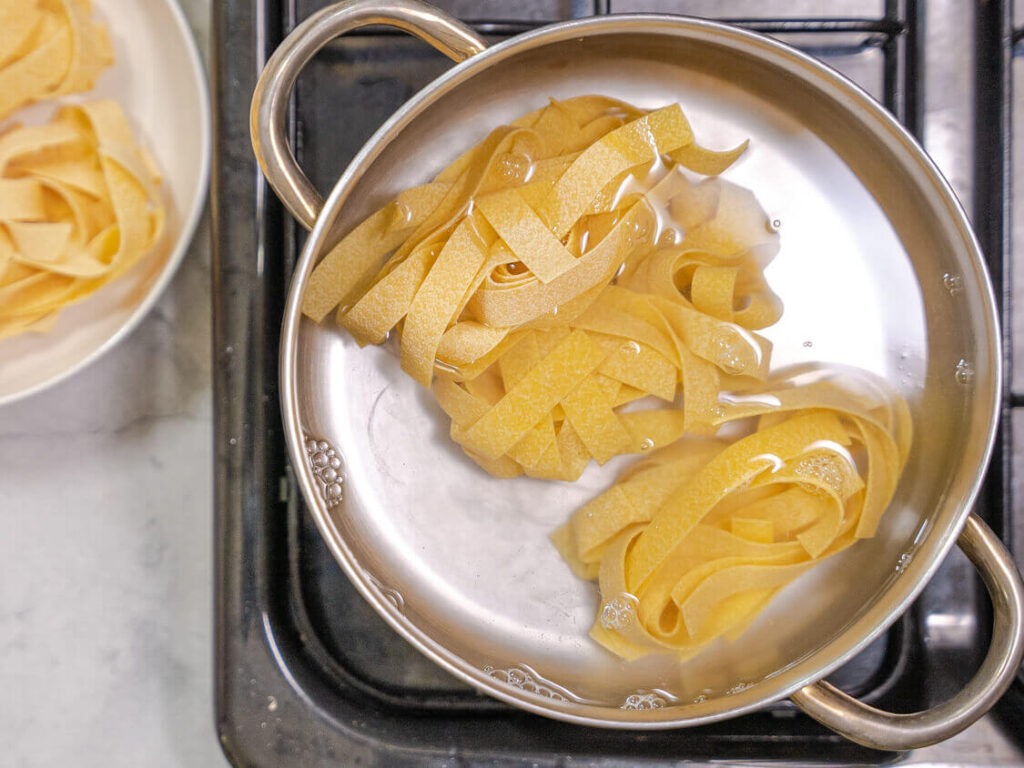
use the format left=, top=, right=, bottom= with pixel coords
left=552, top=370, right=911, bottom=659
left=0, top=0, right=113, bottom=122
left=304, top=96, right=781, bottom=477
left=300, top=95, right=914, bottom=658
left=0, top=101, right=165, bottom=340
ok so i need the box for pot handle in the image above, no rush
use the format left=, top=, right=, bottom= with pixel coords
left=250, top=0, right=487, bottom=230
left=791, top=513, right=1024, bottom=750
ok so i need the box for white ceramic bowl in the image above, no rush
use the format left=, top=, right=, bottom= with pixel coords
left=0, top=0, right=211, bottom=406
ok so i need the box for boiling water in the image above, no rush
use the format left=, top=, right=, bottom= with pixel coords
left=320, top=113, right=930, bottom=705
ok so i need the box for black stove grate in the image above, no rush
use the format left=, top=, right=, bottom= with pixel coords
left=212, top=1, right=1020, bottom=764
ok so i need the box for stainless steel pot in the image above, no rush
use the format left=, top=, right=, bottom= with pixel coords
left=251, top=0, right=1024, bottom=750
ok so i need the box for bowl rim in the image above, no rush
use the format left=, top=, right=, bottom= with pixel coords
left=279, top=14, right=1001, bottom=727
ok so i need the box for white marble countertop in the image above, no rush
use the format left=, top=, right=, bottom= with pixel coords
left=0, top=1, right=226, bottom=765
left=1, top=1, right=1020, bottom=766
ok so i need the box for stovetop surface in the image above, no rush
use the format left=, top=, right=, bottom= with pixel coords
left=212, top=0, right=1024, bottom=764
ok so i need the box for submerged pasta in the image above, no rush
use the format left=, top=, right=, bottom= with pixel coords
left=552, top=368, right=911, bottom=659
left=306, top=96, right=781, bottom=479
left=0, top=101, right=165, bottom=340
left=303, top=95, right=912, bottom=660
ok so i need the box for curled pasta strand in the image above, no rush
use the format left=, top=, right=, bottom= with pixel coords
left=304, top=96, right=773, bottom=477
left=553, top=370, right=911, bottom=659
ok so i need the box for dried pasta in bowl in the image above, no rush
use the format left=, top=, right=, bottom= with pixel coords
left=0, top=0, right=113, bottom=122
left=0, top=101, right=165, bottom=340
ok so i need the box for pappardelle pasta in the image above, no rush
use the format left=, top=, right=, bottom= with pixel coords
left=303, top=95, right=911, bottom=660
left=0, top=101, right=165, bottom=340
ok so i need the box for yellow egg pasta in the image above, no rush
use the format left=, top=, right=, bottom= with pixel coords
left=300, top=95, right=913, bottom=660
left=304, top=95, right=785, bottom=478
left=0, top=0, right=113, bottom=122
left=0, top=101, right=164, bottom=340
left=552, top=370, right=911, bottom=660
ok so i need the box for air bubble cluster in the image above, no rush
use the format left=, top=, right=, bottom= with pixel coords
left=306, top=438, right=344, bottom=505
left=954, top=359, right=974, bottom=386
left=942, top=272, right=963, bottom=295
left=599, top=594, right=637, bottom=630
left=793, top=453, right=844, bottom=495
left=497, top=152, right=530, bottom=182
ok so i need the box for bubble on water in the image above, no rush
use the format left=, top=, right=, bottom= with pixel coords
left=657, top=230, right=680, bottom=248
left=622, top=692, right=668, bottom=710
left=627, top=215, right=652, bottom=244
left=593, top=189, right=614, bottom=211
left=639, top=438, right=655, bottom=451
left=943, top=272, right=964, bottom=295
left=794, top=453, right=844, bottom=495
left=393, top=201, right=414, bottom=226
left=726, top=681, right=753, bottom=696
left=714, top=331, right=746, bottom=375
left=954, top=359, right=974, bottom=385
left=599, top=593, right=638, bottom=630
left=497, top=152, right=530, bottom=182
